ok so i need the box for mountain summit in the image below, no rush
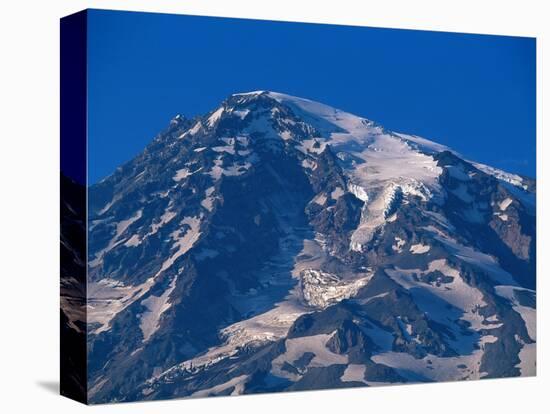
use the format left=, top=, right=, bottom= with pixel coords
left=78, top=91, right=535, bottom=402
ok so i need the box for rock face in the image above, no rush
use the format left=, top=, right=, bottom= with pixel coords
left=78, top=91, right=535, bottom=403
left=60, top=174, right=87, bottom=402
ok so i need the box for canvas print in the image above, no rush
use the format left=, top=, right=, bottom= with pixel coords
left=60, top=9, right=536, bottom=404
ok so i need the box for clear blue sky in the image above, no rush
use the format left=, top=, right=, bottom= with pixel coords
left=87, top=9, right=536, bottom=184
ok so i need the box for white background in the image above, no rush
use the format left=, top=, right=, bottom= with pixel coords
left=0, top=0, right=547, bottom=412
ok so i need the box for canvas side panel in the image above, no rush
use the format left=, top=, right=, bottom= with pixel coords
left=60, top=10, right=88, bottom=404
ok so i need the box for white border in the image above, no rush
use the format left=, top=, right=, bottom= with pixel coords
left=0, top=1, right=546, bottom=413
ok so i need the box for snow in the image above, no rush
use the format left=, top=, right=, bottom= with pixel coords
left=97, top=195, right=120, bottom=215
left=499, top=197, right=513, bottom=211
left=263, top=91, right=534, bottom=250
left=173, top=168, right=192, bottom=181
left=392, top=237, right=405, bottom=252
left=93, top=216, right=200, bottom=334
left=473, top=162, right=527, bottom=190
left=280, top=130, right=292, bottom=140
left=372, top=334, right=498, bottom=382
left=232, top=109, right=250, bottom=119
left=179, top=121, right=202, bottom=138
left=352, top=182, right=427, bottom=251
left=331, top=187, right=345, bottom=200
left=193, top=146, right=207, bottom=152
left=494, top=285, right=536, bottom=341
left=410, top=243, right=430, bottom=254
left=233, top=90, right=266, bottom=96
left=301, top=158, right=317, bottom=170
left=90, top=209, right=143, bottom=267
left=300, top=269, right=372, bottom=308
left=386, top=259, right=491, bottom=335
left=348, top=183, right=369, bottom=202
left=122, top=91, right=535, bottom=389
left=312, top=193, right=327, bottom=206
left=156, top=224, right=329, bottom=381
left=217, top=245, right=314, bottom=352
left=88, top=276, right=156, bottom=335
left=271, top=332, right=348, bottom=381
left=235, top=92, right=529, bottom=223
left=502, top=182, right=535, bottom=214
left=122, top=208, right=177, bottom=248
left=124, top=234, right=141, bottom=247
left=357, top=292, right=389, bottom=306
left=60, top=290, right=85, bottom=333
left=208, top=157, right=254, bottom=180
left=430, top=231, right=517, bottom=285
left=89, top=378, right=108, bottom=397
left=268, top=92, right=374, bottom=143
left=516, top=341, right=536, bottom=376
left=212, top=144, right=235, bottom=155
left=396, top=132, right=450, bottom=154
left=148, top=210, right=177, bottom=237
left=140, top=275, right=178, bottom=341
left=207, top=107, right=225, bottom=127
left=296, top=139, right=327, bottom=155
left=236, top=136, right=250, bottom=146
left=191, top=375, right=249, bottom=398
left=244, top=112, right=284, bottom=145
left=361, top=180, right=429, bottom=247
left=161, top=216, right=202, bottom=276
left=201, top=187, right=216, bottom=211
left=88, top=215, right=202, bottom=335
left=341, top=364, right=367, bottom=384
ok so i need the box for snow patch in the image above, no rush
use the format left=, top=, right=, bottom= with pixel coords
left=161, top=216, right=202, bottom=276
left=386, top=259, right=493, bottom=345
left=341, top=364, right=367, bottom=384
left=207, top=107, right=225, bottom=127
left=191, top=375, right=249, bottom=398
left=348, top=183, right=369, bottom=202
left=392, top=237, right=405, bottom=252
left=515, top=340, right=536, bottom=376
left=300, top=269, right=373, bottom=309
left=232, top=109, right=250, bottom=119
left=124, top=234, right=141, bottom=247
left=90, top=209, right=143, bottom=267
left=499, top=198, right=513, bottom=211
left=410, top=243, right=430, bottom=254
left=201, top=187, right=216, bottom=211
left=212, top=144, right=235, bottom=155
left=140, top=275, right=178, bottom=342
left=474, top=163, right=527, bottom=190
left=271, top=332, right=348, bottom=381
left=173, top=168, right=192, bottom=182
left=331, top=187, right=345, bottom=200
left=180, top=121, right=202, bottom=138
left=494, top=285, right=536, bottom=341
left=372, top=334, right=498, bottom=382
left=312, top=193, right=327, bottom=206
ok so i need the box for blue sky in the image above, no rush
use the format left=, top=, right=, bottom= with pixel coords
left=87, top=9, right=536, bottom=184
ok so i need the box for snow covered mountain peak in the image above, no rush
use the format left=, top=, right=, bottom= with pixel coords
left=77, top=91, right=536, bottom=403
left=228, top=91, right=531, bottom=194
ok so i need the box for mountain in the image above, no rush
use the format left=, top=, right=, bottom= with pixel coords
left=83, top=91, right=536, bottom=403
left=60, top=174, right=87, bottom=402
